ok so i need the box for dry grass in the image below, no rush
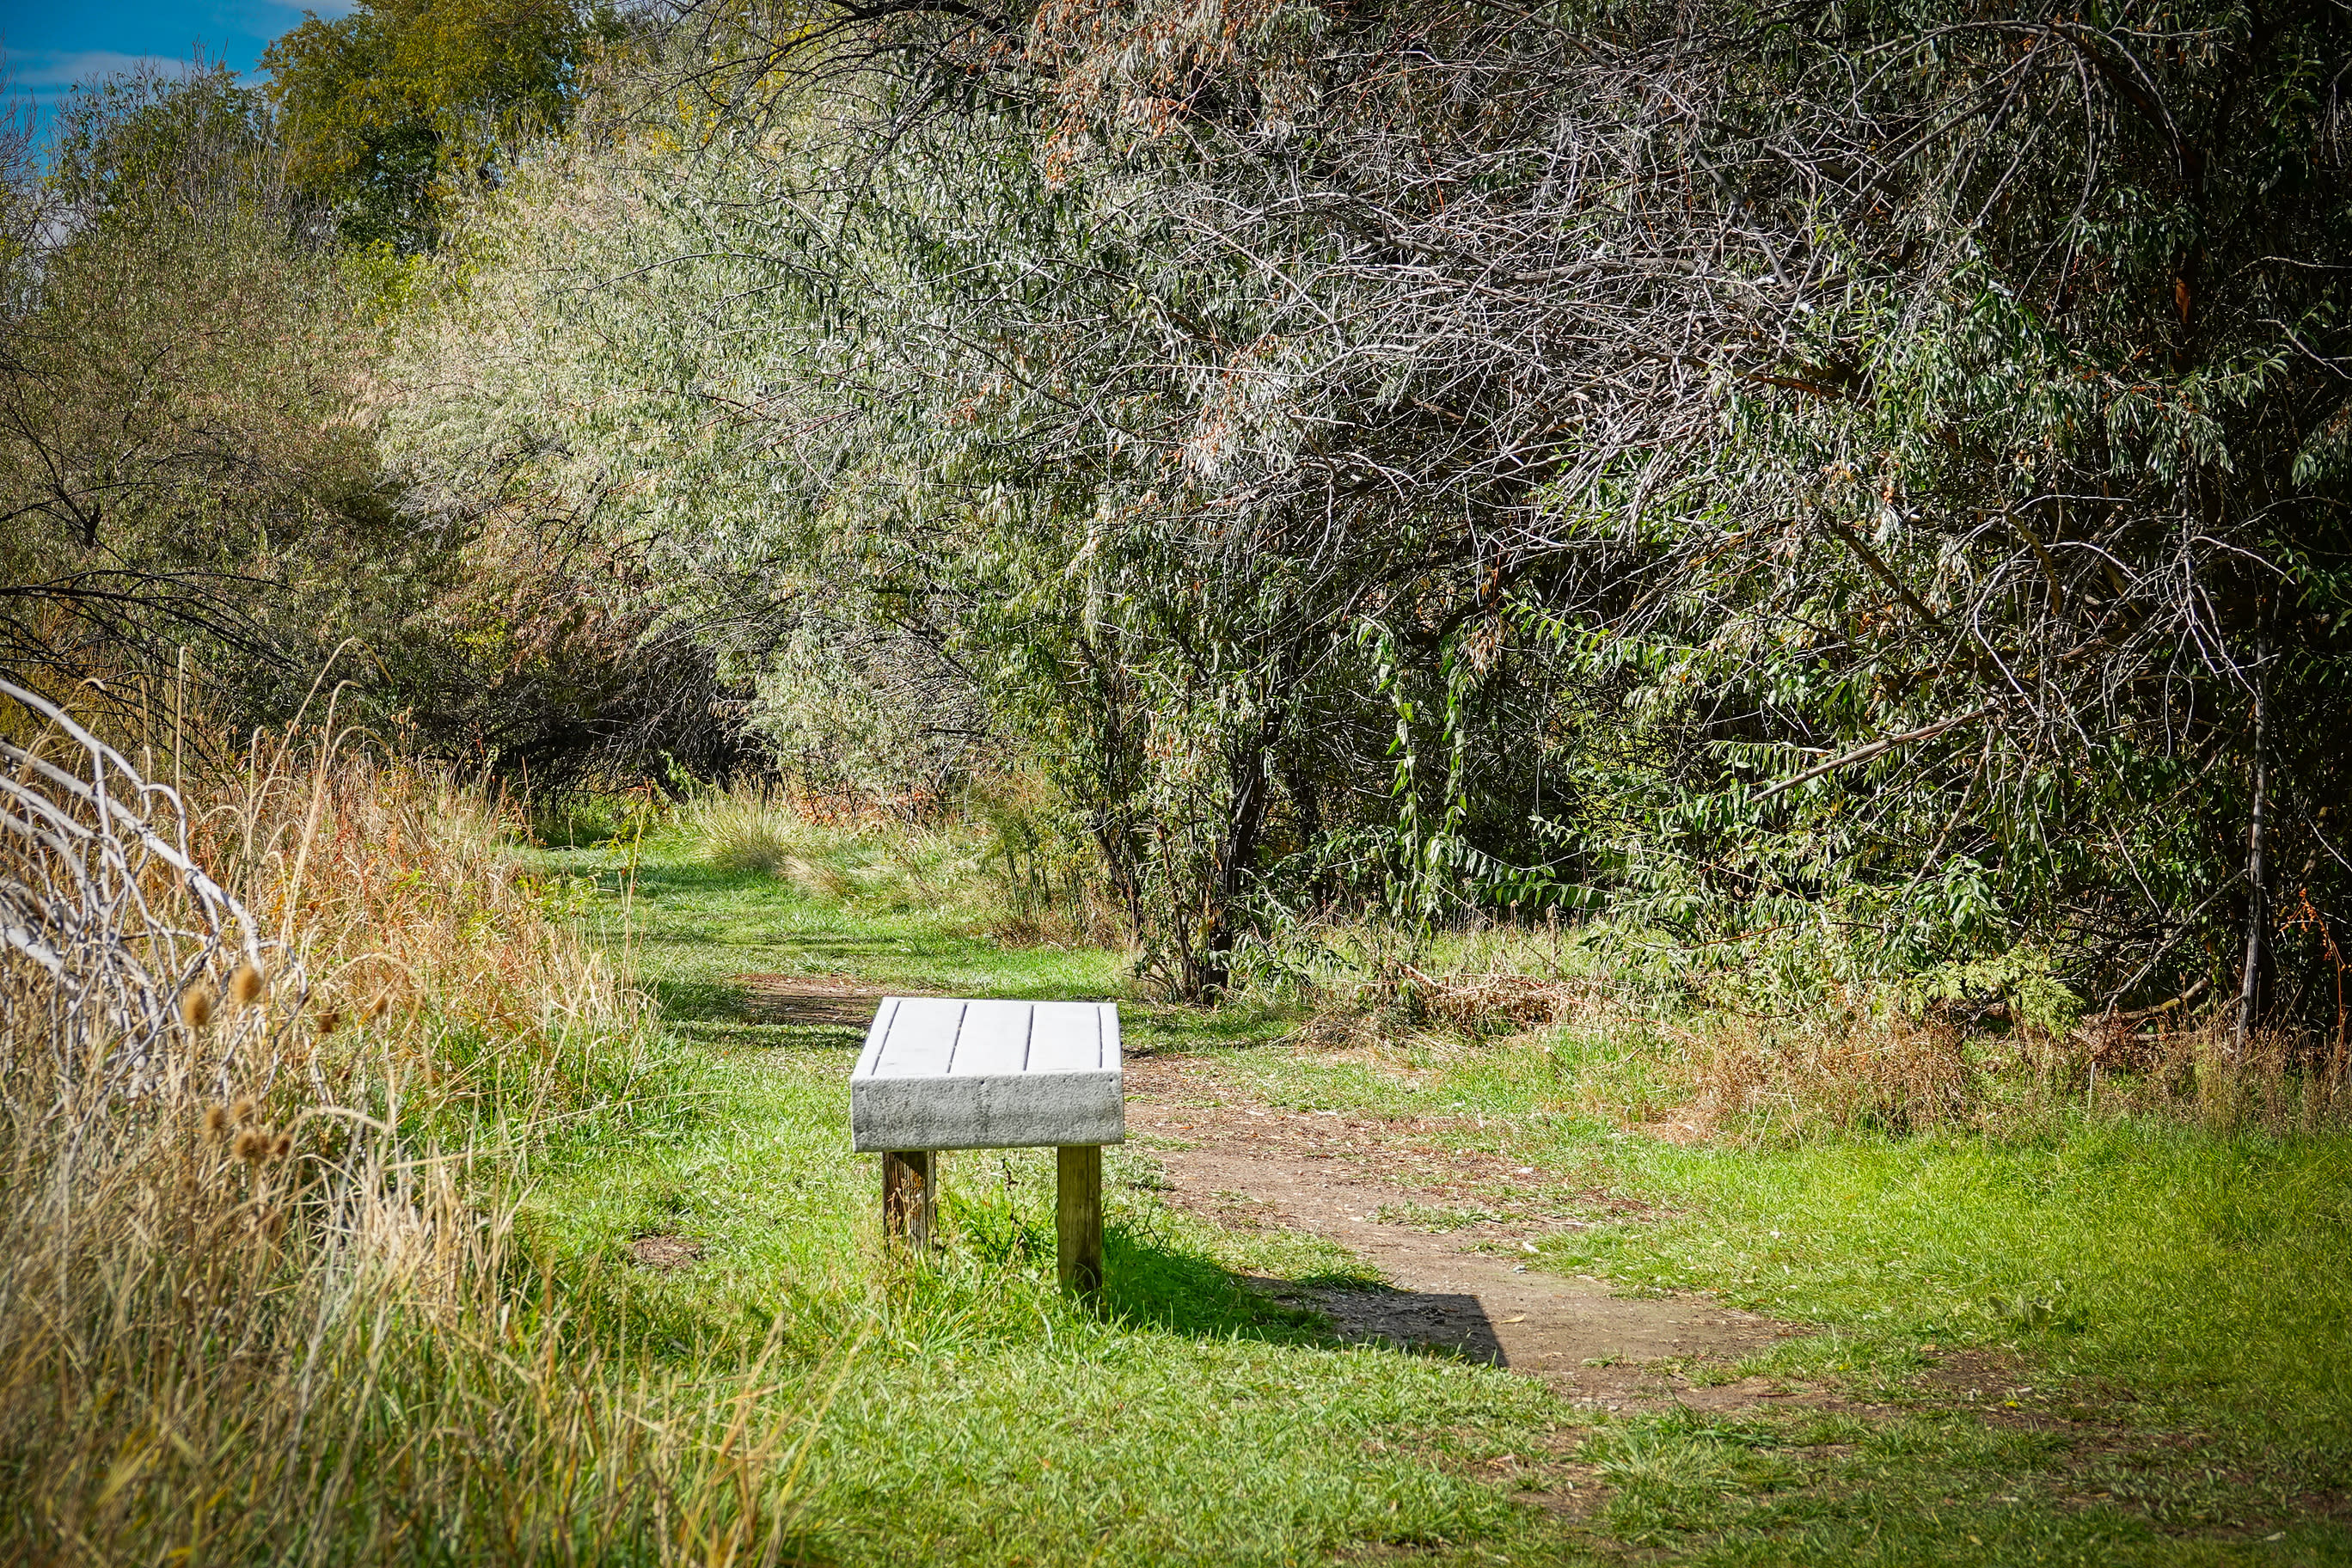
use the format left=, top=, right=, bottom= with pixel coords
left=1397, top=965, right=1609, bottom=1032
left=684, top=791, right=965, bottom=909
left=0, top=683, right=824, bottom=1565
left=1275, top=910, right=1616, bottom=1045
left=1586, top=992, right=2350, bottom=1141
left=693, top=793, right=832, bottom=885
left=1272, top=912, right=2351, bottom=1142
left=2078, top=1014, right=2352, bottom=1135
left=1574, top=989, right=2349, bottom=1141
left=1676, top=994, right=1976, bottom=1138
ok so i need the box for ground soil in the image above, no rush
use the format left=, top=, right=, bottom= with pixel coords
left=736, top=972, right=895, bottom=1026
left=628, top=1234, right=702, bottom=1270
left=1124, top=1056, right=1825, bottom=1412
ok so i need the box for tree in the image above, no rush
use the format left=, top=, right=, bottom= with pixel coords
left=263, top=0, right=621, bottom=251
left=0, top=64, right=409, bottom=725
left=389, top=0, right=2351, bottom=1026
left=2, top=61, right=743, bottom=793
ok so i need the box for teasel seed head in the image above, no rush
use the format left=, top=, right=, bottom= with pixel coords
left=203, top=1103, right=230, bottom=1138
left=181, top=986, right=215, bottom=1028
left=233, top=1128, right=268, bottom=1162
left=271, top=1131, right=294, bottom=1161
left=229, top=1097, right=257, bottom=1126
left=230, top=962, right=265, bottom=1006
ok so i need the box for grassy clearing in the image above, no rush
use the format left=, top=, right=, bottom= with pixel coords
left=530, top=818, right=1553, bottom=1565
left=1213, top=1030, right=2352, bottom=1473
left=1216, top=1047, right=2352, bottom=1545
left=513, top=805, right=2352, bottom=1565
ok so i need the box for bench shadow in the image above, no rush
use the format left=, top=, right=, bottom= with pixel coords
left=645, top=976, right=872, bottom=1054
left=646, top=977, right=756, bottom=1023
left=1301, top=1283, right=1506, bottom=1366
left=1087, top=1230, right=1504, bottom=1365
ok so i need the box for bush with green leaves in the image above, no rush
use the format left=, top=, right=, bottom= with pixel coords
left=385, top=0, right=2349, bottom=1026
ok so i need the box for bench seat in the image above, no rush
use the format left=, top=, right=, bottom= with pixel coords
left=849, top=996, right=1124, bottom=1153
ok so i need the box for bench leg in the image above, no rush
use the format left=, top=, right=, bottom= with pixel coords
left=1057, top=1144, right=1103, bottom=1295
left=883, top=1150, right=935, bottom=1251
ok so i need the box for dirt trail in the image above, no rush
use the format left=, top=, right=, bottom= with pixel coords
left=736, top=972, right=894, bottom=1026
left=744, top=981, right=1825, bottom=1410
left=1128, top=1057, right=1818, bottom=1411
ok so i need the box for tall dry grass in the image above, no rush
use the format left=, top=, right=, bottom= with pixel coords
left=1266, top=909, right=2351, bottom=1141
left=0, top=683, right=824, bottom=1565
left=1670, top=992, right=2352, bottom=1140
left=1675, top=995, right=1980, bottom=1137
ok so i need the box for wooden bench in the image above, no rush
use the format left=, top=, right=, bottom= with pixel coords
left=850, top=997, right=1123, bottom=1292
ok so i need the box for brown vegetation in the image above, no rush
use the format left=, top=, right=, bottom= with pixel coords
left=1287, top=944, right=2351, bottom=1142
left=0, top=684, right=812, bottom=1564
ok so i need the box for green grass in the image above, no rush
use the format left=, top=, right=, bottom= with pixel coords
left=1191, top=1032, right=2352, bottom=1484
left=516, top=818, right=2352, bottom=1565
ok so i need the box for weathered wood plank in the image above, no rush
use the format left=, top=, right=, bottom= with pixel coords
left=1057, top=1144, right=1103, bottom=1295
left=1026, top=1002, right=1106, bottom=1073
left=872, top=999, right=964, bottom=1076
left=882, top=1149, right=934, bottom=1250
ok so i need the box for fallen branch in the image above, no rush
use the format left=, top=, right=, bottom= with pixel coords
left=1752, top=707, right=1997, bottom=803
left=2105, top=976, right=2211, bottom=1025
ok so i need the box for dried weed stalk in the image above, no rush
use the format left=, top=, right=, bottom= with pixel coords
left=0, top=684, right=814, bottom=1564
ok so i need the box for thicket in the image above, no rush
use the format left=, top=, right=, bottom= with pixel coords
left=375, top=0, right=2351, bottom=1046
left=0, top=33, right=745, bottom=795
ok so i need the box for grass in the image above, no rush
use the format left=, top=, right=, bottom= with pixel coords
left=511, top=808, right=2352, bottom=1565
left=1204, top=1030, right=2352, bottom=1477
left=27, top=746, right=2338, bottom=1564
left=0, top=726, right=821, bottom=1565
left=528, top=823, right=1540, bottom=1565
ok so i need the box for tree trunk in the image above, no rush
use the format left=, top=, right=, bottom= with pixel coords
left=1074, top=633, right=1149, bottom=945
left=1280, top=754, right=1328, bottom=907
left=2236, top=605, right=2272, bottom=1054
left=1179, top=744, right=1271, bottom=1001
left=1179, top=703, right=1293, bottom=1001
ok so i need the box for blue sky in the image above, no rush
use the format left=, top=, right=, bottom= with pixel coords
left=0, top=0, right=356, bottom=129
